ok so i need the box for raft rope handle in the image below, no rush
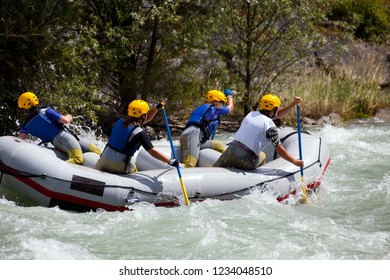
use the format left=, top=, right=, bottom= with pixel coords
left=317, top=137, right=323, bottom=168
left=273, top=130, right=311, bottom=160
left=279, top=130, right=311, bottom=142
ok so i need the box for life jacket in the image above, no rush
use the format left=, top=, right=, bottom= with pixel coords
left=107, top=118, right=142, bottom=157
left=24, top=106, right=62, bottom=143
left=185, top=104, right=220, bottom=142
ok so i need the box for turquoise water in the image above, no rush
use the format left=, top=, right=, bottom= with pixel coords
left=0, top=121, right=389, bottom=260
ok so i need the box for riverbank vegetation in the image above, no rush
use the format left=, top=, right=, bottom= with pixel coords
left=1, top=0, right=389, bottom=136
left=281, top=44, right=390, bottom=125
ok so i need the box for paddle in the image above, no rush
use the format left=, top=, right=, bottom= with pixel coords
left=296, top=104, right=307, bottom=204
left=161, top=105, right=191, bottom=206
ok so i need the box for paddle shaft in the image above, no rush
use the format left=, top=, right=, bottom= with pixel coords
left=296, top=104, right=307, bottom=203
left=161, top=106, right=190, bottom=205
left=296, top=105, right=304, bottom=176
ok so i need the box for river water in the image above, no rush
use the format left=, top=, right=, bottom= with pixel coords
left=1, top=120, right=389, bottom=276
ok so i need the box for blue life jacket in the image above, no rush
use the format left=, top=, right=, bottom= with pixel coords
left=24, top=107, right=62, bottom=143
left=107, top=119, right=140, bottom=157
left=185, top=104, right=220, bottom=141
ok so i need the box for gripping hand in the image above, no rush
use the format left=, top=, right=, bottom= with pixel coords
left=168, top=158, right=179, bottom=167
left=224, top=88, right=233, bottom=97
left=156, top=101, right=165, bottom=109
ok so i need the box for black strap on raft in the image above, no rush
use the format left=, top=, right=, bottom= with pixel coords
left=279, top=130, right=311, bottom=142
left=273, top=130, right=311, bottom=160
left=273, top=130, right=323, bottom=170
left=62, top=125, right=80, bottom=141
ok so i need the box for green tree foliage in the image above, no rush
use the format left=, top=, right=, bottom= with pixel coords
left=209, top=0, right=329, bottom=114
left=1, top=0, right=388, bottom=137
left=329, top=0, right=390, bottom=43
left=0, top=0, right=68, bottom=135
left=73, top=0, right=226, bottom=134
left=0, top=0, right=102, bottom=136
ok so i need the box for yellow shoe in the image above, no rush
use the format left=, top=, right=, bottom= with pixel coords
left=182, top=155, right=198, bottom=168
left=259, top=151, right=267, bottom=166
left=89, top=143, right=102, bottom=155
left=67, top=148, right=83, bottom=165
left=211, top=140, right=227, bottom=153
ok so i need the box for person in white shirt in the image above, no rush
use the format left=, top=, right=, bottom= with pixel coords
left=213, top=94, right=304, bottom=170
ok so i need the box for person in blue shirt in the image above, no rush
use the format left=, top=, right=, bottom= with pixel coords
left=17, top=91, right=102, bottom=165
left=180, top=89, right=234, bottom=167
left=94, top=99, right=179, bottom=174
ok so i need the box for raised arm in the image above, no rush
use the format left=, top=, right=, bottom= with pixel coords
left=224, top=89, right=234, bottom=113
left=144, top=101, right=165, bottom=124
left=276, top=96, right=301, bottom=119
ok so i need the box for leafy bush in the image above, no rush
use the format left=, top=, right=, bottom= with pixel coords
left=329, top=0, right=390, bottom=43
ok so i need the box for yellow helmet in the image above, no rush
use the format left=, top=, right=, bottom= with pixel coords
left=205, top=90, right=227, bottom=103
left=18, top=92, right=39, bottom=109
left=128, top=99, right=150, bottom=118
left=259, top=94, right=281, bottom=111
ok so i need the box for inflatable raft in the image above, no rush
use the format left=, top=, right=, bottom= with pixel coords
left=0, top=129, right=330, bottom=212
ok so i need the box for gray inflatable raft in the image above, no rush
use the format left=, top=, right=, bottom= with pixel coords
left=0, top=129, right=330, bottom=212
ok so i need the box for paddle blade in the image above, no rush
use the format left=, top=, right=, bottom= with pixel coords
left=179, top=176, right=190, bottom=205
left=299, top=177, right=307, bottom=204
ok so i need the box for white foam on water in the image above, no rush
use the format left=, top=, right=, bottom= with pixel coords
left=1, top=124, right=389, bottom=260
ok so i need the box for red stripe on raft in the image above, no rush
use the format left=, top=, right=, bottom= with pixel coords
left=1, top=156, right=332, bottom=209
left=277, top=156, right=331, bottom=202
left=0, top=163, right=129, bottom=212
